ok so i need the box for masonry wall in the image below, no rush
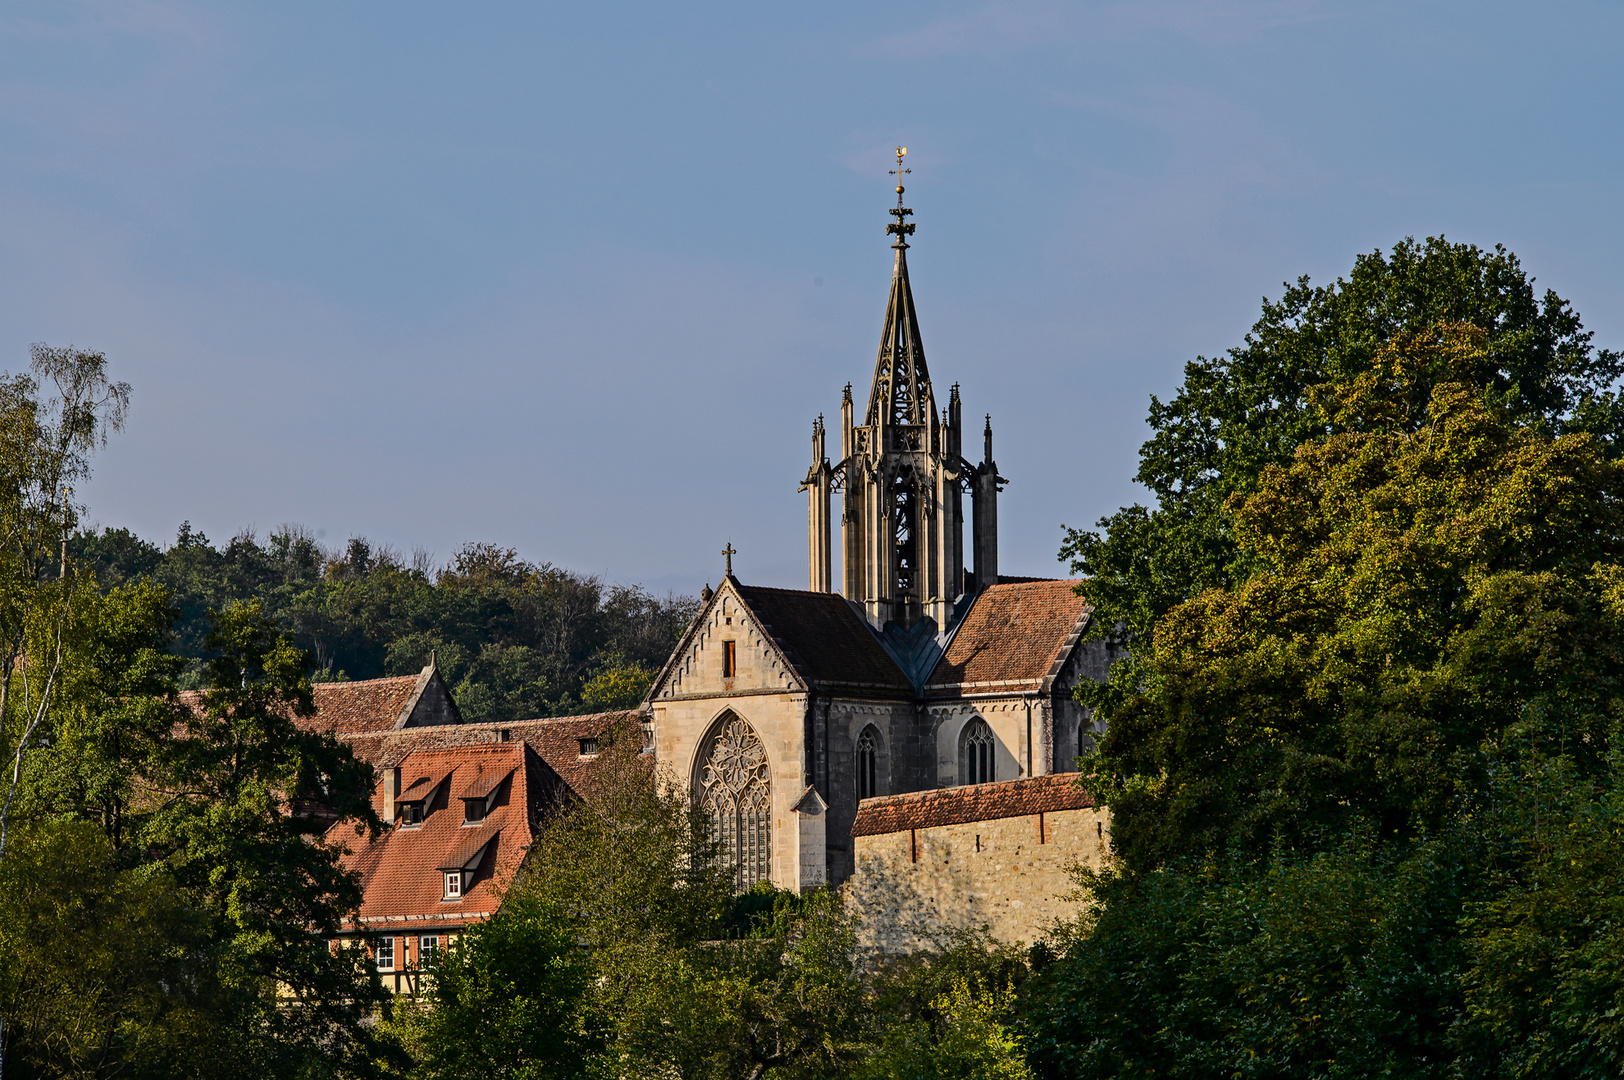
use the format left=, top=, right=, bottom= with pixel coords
left=846, top=806, right=1110, bottom=954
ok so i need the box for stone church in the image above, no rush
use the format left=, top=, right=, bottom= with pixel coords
left=643, top=185, right=1114, bottom=891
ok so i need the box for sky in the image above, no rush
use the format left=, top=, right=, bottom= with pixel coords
left=1, top=2, right=1621, bottom=596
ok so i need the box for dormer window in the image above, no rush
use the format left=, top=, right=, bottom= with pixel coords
left=444, top=871, right=462, bottom=898
left=578, top=738, right=598, bottom=757
left=462, top=797, right=486, bottom=825
left=399, top=801, right=424, bottom=826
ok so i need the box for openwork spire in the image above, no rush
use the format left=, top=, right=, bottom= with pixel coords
left=867, top=147, right=934, bottom=428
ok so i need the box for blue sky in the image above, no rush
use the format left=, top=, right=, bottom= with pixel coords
left=2, top=2, right=1620, bottom=594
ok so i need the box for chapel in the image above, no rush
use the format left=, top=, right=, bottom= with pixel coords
left=643, top=170, right=1115, bottom=890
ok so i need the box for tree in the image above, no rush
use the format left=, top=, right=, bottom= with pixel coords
left=142, top=601, right=392, bottom=1078
left=1026, top=321, right=1624, bottom=1076
left=1060, top=237, right=1622, bottom=647
left=1090, top=323, right=1624, bottom=871
left=393, top=891, right=603, bottom=1080
left=0, top=344, right=130, bottom=867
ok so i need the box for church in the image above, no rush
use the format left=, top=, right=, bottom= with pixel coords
left=643, top=163, right=1114, bottom=891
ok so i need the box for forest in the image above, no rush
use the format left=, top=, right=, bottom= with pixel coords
left=9, top=234, right=1624, bottom=1078
left=71, top=522, right=697, bottom=721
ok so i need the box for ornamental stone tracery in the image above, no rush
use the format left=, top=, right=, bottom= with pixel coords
left=698, top=715, right=771, bottom=890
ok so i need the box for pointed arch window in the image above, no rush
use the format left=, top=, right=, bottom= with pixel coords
left=856, top=726, right=880, bottom=801
left=960, top=718, right=996, bottom=786
left=698, top=714, right=772, bottom=890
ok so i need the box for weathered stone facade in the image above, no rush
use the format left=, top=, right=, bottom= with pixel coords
left=846, top=773, right=1108, bottom=953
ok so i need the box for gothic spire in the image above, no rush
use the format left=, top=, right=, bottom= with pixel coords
left=867, top=147, right=934, bottom=428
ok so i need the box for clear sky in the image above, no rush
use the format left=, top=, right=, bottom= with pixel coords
left=2, top=2, right=1620, bottom=595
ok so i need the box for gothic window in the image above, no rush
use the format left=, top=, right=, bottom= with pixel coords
left=698, top=714, right=771, bottom=890
left=723, top=640, right=737, bottom=678
left=960, top=718, right=996, bottom=786
left=856, top=726, right=880, bottom=801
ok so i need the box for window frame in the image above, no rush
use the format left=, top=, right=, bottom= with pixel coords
left=722, top=640, right=737, bottom=678
left=444, top=871, right=462, bottom=899
left=376, top=935, right=395, bottom=971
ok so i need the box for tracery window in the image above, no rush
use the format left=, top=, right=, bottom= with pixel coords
left=698, top=714, right=771, bottom=890
left=960, top=718, right=996, bottom=786
left=856, top=726, right=880, bottom=801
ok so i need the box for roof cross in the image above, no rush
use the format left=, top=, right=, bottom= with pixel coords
left=722, top=542, right=737, bottom=576
left=887, top=146, right=915, bottom=248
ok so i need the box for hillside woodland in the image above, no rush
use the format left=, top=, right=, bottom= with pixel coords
left=72, top=524, right=697, bottom=721
left=7, top=236, right=1624, bottom=1079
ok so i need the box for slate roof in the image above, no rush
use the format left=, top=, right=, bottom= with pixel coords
left=850, top=772, right=1094, bottom=837
left=329, top=742, right=563, bottom=927
left=735, top=584, right=913, bottom=696
left=925, top=580, right=1092, bottom=697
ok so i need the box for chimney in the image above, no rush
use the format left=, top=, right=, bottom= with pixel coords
left=382, top=766, right=401, bottom=822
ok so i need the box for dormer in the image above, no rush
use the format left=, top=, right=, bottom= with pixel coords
left=459, top=767, right=513, bottom=826
left=384, top=766, right=448, bottom=827
left=438, top=831, right=499, bottom=901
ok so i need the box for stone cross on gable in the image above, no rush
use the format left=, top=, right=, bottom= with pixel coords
left=722, top=542, right=737, bottom=576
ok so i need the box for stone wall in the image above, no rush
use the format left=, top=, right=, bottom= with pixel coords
left=845, top=774, right=1109, bottom=953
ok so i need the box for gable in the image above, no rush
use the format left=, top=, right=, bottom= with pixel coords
left=649, top=581, right=805, bottom=701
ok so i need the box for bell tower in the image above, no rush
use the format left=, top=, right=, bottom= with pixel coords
left=801, top=148, right=1005, bottom=632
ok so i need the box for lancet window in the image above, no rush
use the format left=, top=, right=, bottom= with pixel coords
left=697, top=714, right=772, bottom=890
left=960, top=718, right=996, bottom=786
left=856, top=726, right=880, bottom=801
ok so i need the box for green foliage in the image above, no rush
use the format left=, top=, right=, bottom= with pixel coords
left=0, top=819, right=208, bottom=1080
left=1060, top=236, right=1623, bottom=647
left=392, top=891, right=603, bottom=1080
left=1024, top=840, right=1470, bottom=1079
left=1033, top=239, right=1624, bottom=1076
left=855, top=978, right=1034, bottom=1080
left=71, top=528, right=696, bottom=721
left=1089, top=323, right=1624, bottom=872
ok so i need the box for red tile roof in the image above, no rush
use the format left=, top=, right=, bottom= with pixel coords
left=329, top=742, right=565, bottom=928
left=850, top=772, right=1094, bottom=837
left=305, top=676, right=421, bottom=734
left=736, top=584, right=913, bottom=696
left=177, top=671, right=431, bottom=737
left=926, top=580, right=1092, bottom=696
left=339, top=711, right=644, bottom=800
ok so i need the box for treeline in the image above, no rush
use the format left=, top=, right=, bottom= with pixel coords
left=71, top=524, right=698, bottom=722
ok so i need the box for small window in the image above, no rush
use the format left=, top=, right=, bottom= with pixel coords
left=723, top=640, right=737, bottom=678
left=445, top=872, right=462, bottom=898
left=376, top=936, right=395, bottom=970
left=463, top=798, right=485, bottom=825
left=961, top=719, right=996, bottom=785
left=420, top=935, right=438, bottom=964
left=579, top=737, right=598, bottom=756
left=856, top=726, right=879, bottom=801
left=404, top=802, right=422, bottom=825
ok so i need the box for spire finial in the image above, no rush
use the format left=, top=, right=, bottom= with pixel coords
left=887, top=146, right=915, bottom=249
left=722, top=541, right=737, bottom=576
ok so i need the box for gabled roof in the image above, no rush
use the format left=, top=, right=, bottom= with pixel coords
left=850, top=772, right=1093, bottom=837
left=925, top=580, right=1092, bottom=697
left=735, top=583, right=913, bottom=696
left=305, top=675, right=421, bottom=734
left=180, top=664, right=463, bottom=738
left=339, top=711, right=643, bottom=801
left=329, top=742, right=559, bottom=926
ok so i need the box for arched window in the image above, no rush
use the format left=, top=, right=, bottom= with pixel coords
left=856, top=726, right=880, bottom=801
left=697, top=714, right=771, bottom=890
left=960, top=718, right=996, bottom=786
